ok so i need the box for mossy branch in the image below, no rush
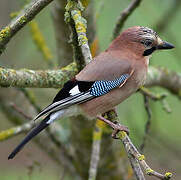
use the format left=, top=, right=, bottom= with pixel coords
left=145, top=66, right=181, bottom=98
left=0, top=62, right=78, bottom=88
left=65, top=0, right=92, bottom=69
left=0, top=0, right=54, bottom=55
left=0, top=121, right=35, bottom=141
left=0, top=65, right=180, bottom=97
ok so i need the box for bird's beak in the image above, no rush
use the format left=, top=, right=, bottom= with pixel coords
left=156, top=38, right=175, bottom=50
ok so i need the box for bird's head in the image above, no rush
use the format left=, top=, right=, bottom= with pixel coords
left=109, top=26, right=174, bottom=57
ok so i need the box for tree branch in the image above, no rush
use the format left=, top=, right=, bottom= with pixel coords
left=0, top=62, right=77, bottom=88
left=51, top=0, right=73, bottom=66
left=0, top=98, right=81, bottom=179
left=88, top=120, right=104, bottom=180
left=105, top=110, right=145, bottom=180
left=117, top=131, right=172, bottom=180
left=112, top=0, right=142, bottom=39
left=0, top=65, right=180, bottom=97
left=145, top=66, right=181, bottom=98
left=0, top=0, right=54, bottom=54
left=65, top=0, right=92, bottom=70
left=0, top=120, right=35, bottom=141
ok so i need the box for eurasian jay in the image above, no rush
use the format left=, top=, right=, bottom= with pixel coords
left=8, top=26, right=174, bottom=159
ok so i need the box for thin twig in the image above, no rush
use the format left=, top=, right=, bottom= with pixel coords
left=112, top=0, right=142, bottom=39
left=140, top=94, right=152, bottom=152
left=117, top=131, right=172, bottom=180
left=0, top=0, right=54, bottom=54
left=107, top=110, right=145, bottom=180
left=9, top=102, right=32, bottom=120
left=128, top=154, right=145, bottom=180
left=88, top=120, right=104, bottom=180
left=140, top=87, right=171, bottom=113
left=139, top=87, right=171, bottom=151
left=18, top=88, right=41, bottom=112
left=0, top=120, right=35, bottom=141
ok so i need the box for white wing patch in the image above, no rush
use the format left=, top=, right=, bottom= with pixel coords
left=69, top=85, right=80, bottom=95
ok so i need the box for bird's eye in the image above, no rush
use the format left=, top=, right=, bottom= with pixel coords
left=143, top=39, right=153, bottom=47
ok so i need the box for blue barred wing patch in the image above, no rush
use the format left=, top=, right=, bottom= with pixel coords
left=90, top=74, right=129, bottom=97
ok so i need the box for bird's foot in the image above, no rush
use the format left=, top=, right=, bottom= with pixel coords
left=97, top=116, right=129, bottom=139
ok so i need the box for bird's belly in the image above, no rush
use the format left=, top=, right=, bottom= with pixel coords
left=79, top=85, right=136, bottom=117
left=79, top=69, right=147, bottom=117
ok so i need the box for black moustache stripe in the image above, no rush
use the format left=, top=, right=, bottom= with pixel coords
left=143, top=46, right=156, bottom=56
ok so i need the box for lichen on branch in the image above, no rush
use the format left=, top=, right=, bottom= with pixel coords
left=0, top=0, right=54, bottom=55
left=65, top=0, right=92, bottom=67
left=0, top=62, right=78, bottom=88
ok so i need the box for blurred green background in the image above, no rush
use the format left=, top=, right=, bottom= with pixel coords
left=0, top=0, right=181, bottom=179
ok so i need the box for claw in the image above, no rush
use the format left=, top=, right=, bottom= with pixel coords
left=97, top=115, right=130, bottom=138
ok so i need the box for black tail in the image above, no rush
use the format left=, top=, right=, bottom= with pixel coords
left=8, top=115, right=50, bottom=160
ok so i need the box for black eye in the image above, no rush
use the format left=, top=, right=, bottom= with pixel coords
left=144, top=39, right=153, bottom=47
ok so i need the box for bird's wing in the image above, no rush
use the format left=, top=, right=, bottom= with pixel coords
left=34, top=72, right=133, bottom=121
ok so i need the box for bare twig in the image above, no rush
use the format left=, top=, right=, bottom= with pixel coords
left=139, top=87, right=171, bottom=151
left=88, top=120, right=104, bottom=180
left=18, top=88, right=41, bottom=112
left=0, top=0, right=54, bottom=54
left=140, top=87, right=171, bottom=113
left=112, top=0, right=142, bottom=39
left=9, top=102, right=32, bottom=120
left=140, top=94, right=152, bottom=152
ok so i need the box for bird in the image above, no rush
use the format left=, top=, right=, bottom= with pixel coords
left=8, top=26, right=174, bottom=159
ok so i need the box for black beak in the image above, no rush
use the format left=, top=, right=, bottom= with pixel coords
left=157, top=41, right=175, bottom=50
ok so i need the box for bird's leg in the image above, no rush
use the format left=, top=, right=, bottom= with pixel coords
left=97, top=115, right=129, bottom=139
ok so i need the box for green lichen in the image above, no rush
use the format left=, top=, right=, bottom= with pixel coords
left=117, top=131, right=127, bottom=139
left=0, top=26, right=11, bottom=41
left=80, top=0, right=90, bottom=8
left=78, top=34, right=88, bottom=45
left=19, top=16, right=27, bottom=25
left=0, top=128, right=15, bottom=141
left=65, top=0, right=84, bottom=12
left=64, top=11, right=71, bottom=23
left=145, top=168, right=154, bottom=175
left=164, top=172, right=172, bottom=179
left=138, top=154, right=145, bottom=161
